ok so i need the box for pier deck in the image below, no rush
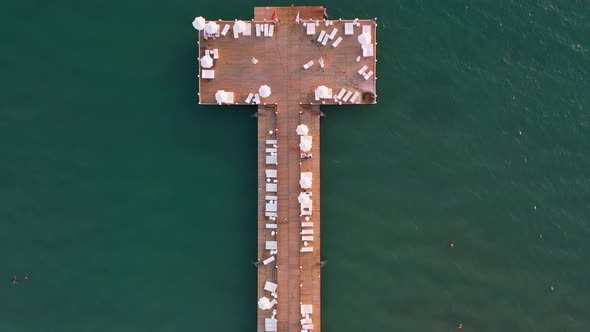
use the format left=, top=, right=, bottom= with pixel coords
left=197, top=6, right=377, bottom=332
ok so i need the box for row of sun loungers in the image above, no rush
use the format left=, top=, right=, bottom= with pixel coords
left=262, top=137, right=278, bottom=332
left=245, top=92, right=261, bottom=104
left=255, top=24, right=275, bottom=37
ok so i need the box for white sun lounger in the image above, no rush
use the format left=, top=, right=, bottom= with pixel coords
left=302, top=236, right=314, bottom=241
left=256, top=24, right=261, bottom=37
left=301, top=318, right=312, bottom=325
left=204, top=50, right=210, bottom=57
left=266, top=203, right=277, bottom=212
left=213, top=48, right=219, bottom=59
left=263, top=256, right=275, bottom=265
left=264, top=24, right=269, bottom=36
left=268, top=24, right=274, bottom=37
left=201, top=69, right=214, bottom=79
left=265, top=212, right=277, bottom=217
left=328, top=28, right=338, bottom=40
left=302, top=324, right=314, bottom=330
left=306, top=23, right=315, bottom=35
left=225, top=92, right=234, bottom=104
left=245, top=93, right=254, bottom=103
left=266, top=241, right=277, bottom=250
left=350, top=91, right=360, bottom=103
left=265, top=317, right=277, bottom=331
left=301, top=229, right=314, bottom=235
left=363, top=25, right=372, bottom=34
left=233, top=29, right=239, bottom=39
left=254, top=93, right=260, bottom=104
left=265, top=170, right=277, bottom=178
left=301, top=247, right=313, bottom=253
left=266, top=183, right=277, bottom=192
left=244, top=23, right=252, bottom=36
left=303, top=60, right=314, bottom=70
left=344, top=23, right=354, bottom=35
left=364, top=71, right=374, bottom=80
left=221, top=24, right=230, bottom=36
left=266, top=223, right=277, bottom=229
left=333, top=35, right=342, bottom=46
left=358, top=65, right=368, bottom=75
left=266, top=155, right=277, bottom=165
left=317, top=30, right=326, bottom=42
left=336, top=88, right=346, bottom=100
left=266, top=148, right=277, bottom=153
left=264, top=281, right=278, bottom=292
left=321, top=34, right=329, bottom=45
left=301, top=304, right=313, bottom=315
left=265, top=195, right=277, bottom=200
left=266, top=139, right=277, bottom=145
left=343, top=91, right=353, bottom=102
left=301, top=222, right=313, bottom=227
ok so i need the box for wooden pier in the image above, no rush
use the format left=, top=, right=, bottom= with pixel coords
left=197, top=6, right=377, bottom=332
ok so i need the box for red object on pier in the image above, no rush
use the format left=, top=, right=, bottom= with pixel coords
left=271, top=11, right=277, bottom=21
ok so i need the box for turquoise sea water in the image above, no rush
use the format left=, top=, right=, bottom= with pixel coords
left=1, top=0, right=589, bottom=331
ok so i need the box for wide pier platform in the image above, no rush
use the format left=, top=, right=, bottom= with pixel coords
left=196, top=6, right=377, bottom=332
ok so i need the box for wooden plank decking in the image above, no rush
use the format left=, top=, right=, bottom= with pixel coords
left=197, top=6, right=377, bottom=332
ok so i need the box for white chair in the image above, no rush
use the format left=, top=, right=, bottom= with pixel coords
left=333, top=35, right=343, bottom=46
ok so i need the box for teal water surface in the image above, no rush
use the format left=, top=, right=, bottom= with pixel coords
left=1, top=0, right=589, bottom=331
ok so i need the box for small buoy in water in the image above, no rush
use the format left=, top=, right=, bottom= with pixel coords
left=450, top=242, right=455, bottom=249
left=533, top=205, right=537, bottom=210
left=457, top=323, right=463, bottom=330
left=11, top=276, right=18, bottom=285
left=539, top=234, right=543, bottom=239
left=550, top=285, right=554, bottom=291
left=24, top=274, right=29, bottom=281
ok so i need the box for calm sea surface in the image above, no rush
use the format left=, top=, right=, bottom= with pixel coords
left=1, top=0, right=589, bottom=331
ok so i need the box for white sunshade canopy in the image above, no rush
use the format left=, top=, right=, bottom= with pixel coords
left=259, top=85, right=272, bottom=98
left=300, top=177, right=312, bottom=189
left=204, top=21, right=219, bottom=34
left=192, top=16, right=206, bottom=30
left=315, top=85, right=330, bottom=99
left=258, top=296, right=272, bottom=310
left=296, top=124, right=309, bottom=136
left=215, top=90, right=229, bottom=103
left=233, top=20, right=246, bottom=33
left=358, top=32, right=372, bottom=45
left=200, top=55, right=213, bottom=68
left=298, top=192, right=312, bottom=205
left=300, top=141, right=312, bottom=152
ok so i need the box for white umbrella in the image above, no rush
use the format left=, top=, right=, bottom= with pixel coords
left=315, top=85, right=330, bottom=99
left=258, top=296, right=272, bottom=310
left=296, top=124, right=309, bottom=136
left=300, top=177, right=312, bottom=189
left=204, top=21, right=219, bottom=34
left=233, top=20, right=246, bottom=33
left=215, top=90, right=228, bottom=104
left=192, top=16, right=206, bottom=30
left=358, top=32, right=371, bottom=45
left=200, top=55, right=213, bottom=68
left=259, top=85, right=272, bottom=98
left=298, top=192, right=312, bottom=204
